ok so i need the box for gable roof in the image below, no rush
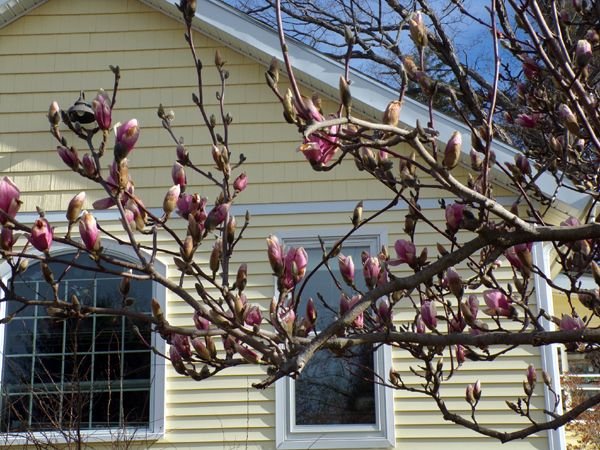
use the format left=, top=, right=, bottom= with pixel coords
left=0, top=0, right=588, bottom=215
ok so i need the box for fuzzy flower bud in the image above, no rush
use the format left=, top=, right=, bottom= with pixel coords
left=558, top=104, right=579, bottom=134
left=409, top=11, right=428, bottom=48
left=66, top=191, right=86, bottom=224
left=48, top=101, right=60, bottom=126
left=576, top=39, right=593, bottom=68
left=443, top=131, right=462, bottom=170
left=163, top=184, right=181, bottom=216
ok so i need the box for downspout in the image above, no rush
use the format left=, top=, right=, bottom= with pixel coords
left=532, top=242, right=566, bottom=450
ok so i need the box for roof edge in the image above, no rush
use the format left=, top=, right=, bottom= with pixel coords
left=0, top=0, right=47, bottom=29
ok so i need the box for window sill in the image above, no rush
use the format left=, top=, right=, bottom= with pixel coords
left=1, top=428, right=164, bottom=446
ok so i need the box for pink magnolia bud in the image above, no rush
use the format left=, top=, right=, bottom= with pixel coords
left=470, top=149, right=482, bottom=171
left=93, top=197, right=116, bottom=210
left=267, top=235, right=284, bottom=275
left=515, top=154, right=531, bottom=176
left=236, top=263, right=248, bottom=291
left=363, top=256, right=381, bottom=289
left=561, top=216, right=581, bottom=227
left=306, top=297, right=317, bottom=324
left=483, top=290, right=513, bottom=317
left=514, top=113, right=539, bottom=128
left=66, top=191, right=86, bottom=223
left=236, top=343, right=261, bottom=364
left=456, top=345, right=465, bottom=366
left=526, top=364, right=537, bottom=386
left=474, top=380, right=482, bottom=400
left=191, top=337, right=211, bottom=360
left=176, top=142, right=188, bottom=162
left=338, top=254, right=355, bottom=285
left=171, top=333, right=192, bottom=360
left=576, top=39, right=593, bottom=68
left=233, top=172, right=248, bottom=192
left=193, top=311, right=210, bottom=330
left=79, top=211, right=100, bottom=252
left=82, top=154, right=97, bottom=177
left=558, top=104, right=579, bottom=134
left=171, top=162, right=187, bottom=188
left=0, top=176, right=21, bottom=224
left=382, top=100, right=402, bottom=127
left=244, top=304, right=262, bottom=327
left=169, top=346, right=186, bottom=375
left=420, top=300, right=437, bottom=329
left=57, top=145, right=79, bottom=170
left=0, top=227, right=15, bottom=252
left=443, top=131, right=462, bottom=170
left=92, top=90, right=112, bottom=130
left=279, top=308, right=296, bottom=336
left=340, top=294, right=363, bottom=328
left=282, top=246, right=308, bottom=289
left=30, top=218, right=53, bottom=252
left=445, top=203, right=465, bottom=232
left=205, top=202, right=230, bottom=232
left=522, top=56, right=540, bottom=80
left=114, top=119, right=140, bottom=161
left=414, top=315, right=426, bottom=334
left=376, top=297, right=392, bottom=323
left=445, top=267, right=463, bottom=298
left=163, top=184, right=181, bottom=216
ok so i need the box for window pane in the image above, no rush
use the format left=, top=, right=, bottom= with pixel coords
left=292, top=242, right=377, bottom=426
left=1, top=252, right=154, bottom=432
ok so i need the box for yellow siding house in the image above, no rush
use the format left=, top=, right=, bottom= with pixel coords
left=0, top=0, right=591, bottom=449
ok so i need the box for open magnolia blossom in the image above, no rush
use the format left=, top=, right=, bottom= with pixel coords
left=2, top=0, right=600, bottom=445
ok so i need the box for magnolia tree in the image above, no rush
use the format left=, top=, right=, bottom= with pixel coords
left=2, top=0, right=600, bottom=444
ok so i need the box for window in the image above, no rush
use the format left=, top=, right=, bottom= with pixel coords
left=276, top=232, right=395, bottom=449
left=0, top=249, right=165, bottom=442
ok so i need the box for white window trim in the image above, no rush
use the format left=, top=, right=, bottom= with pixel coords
left=275, top=229, right=395, bottom=449
left=0, top=241, right=166, bottom=445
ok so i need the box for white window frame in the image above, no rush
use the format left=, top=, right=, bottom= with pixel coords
left=275, top=229, right=395, bottom=449
left=0, top=241, right=166, bottom=445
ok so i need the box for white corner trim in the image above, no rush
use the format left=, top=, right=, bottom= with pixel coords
left=532, top=242, right=566, bottom=450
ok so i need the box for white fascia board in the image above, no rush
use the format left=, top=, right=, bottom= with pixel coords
left=0, top=0, right=46, bottom=28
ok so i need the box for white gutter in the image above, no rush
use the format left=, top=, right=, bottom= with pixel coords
left=533, top=242, right=566, bottom=450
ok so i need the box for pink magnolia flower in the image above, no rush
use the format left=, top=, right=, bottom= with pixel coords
left=244, top=304, right=262, bottom=327
left=483, top=290, right=513, bottom=317
left=445, top=203, right=465, bottom=232
left=515, top=154, right=531, bottom=177
left=191, top=337, right=211, bottom=360
left=0, top=176, right=21, bottom=223
left=559, top=313, right=585, bottom=331
left=171, top=333, right=192, bottom=360
left=233, top=172, right=248, bottom=192
left=338, top=254, right=355, bottom=285
left=298, top=128, right=339, bottom=169
left=389, top=239, right=416, bottom=266
left=93, top=197, right=116, bottom=210
left=30, top=218, right=53, bottom=252
left=279, top=308, right=296, bottom=336
left=445, top=267, right=463, bottom=298
left=294, top=95, right=324, bottom=122
left=282, top=246, right=308, bottom=289
left=177, top=193, right=205, bottom=219
left=79, top=211, right=101, bottom=252
left=339, top=294, right=364, bottom=329
left=421, top=300, right=437, bottom=329
left=92, top=90, right=112, bottom=130
left=376, top=297, right=392, bottom=324
left=522, top=56, right=540, bottom=80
